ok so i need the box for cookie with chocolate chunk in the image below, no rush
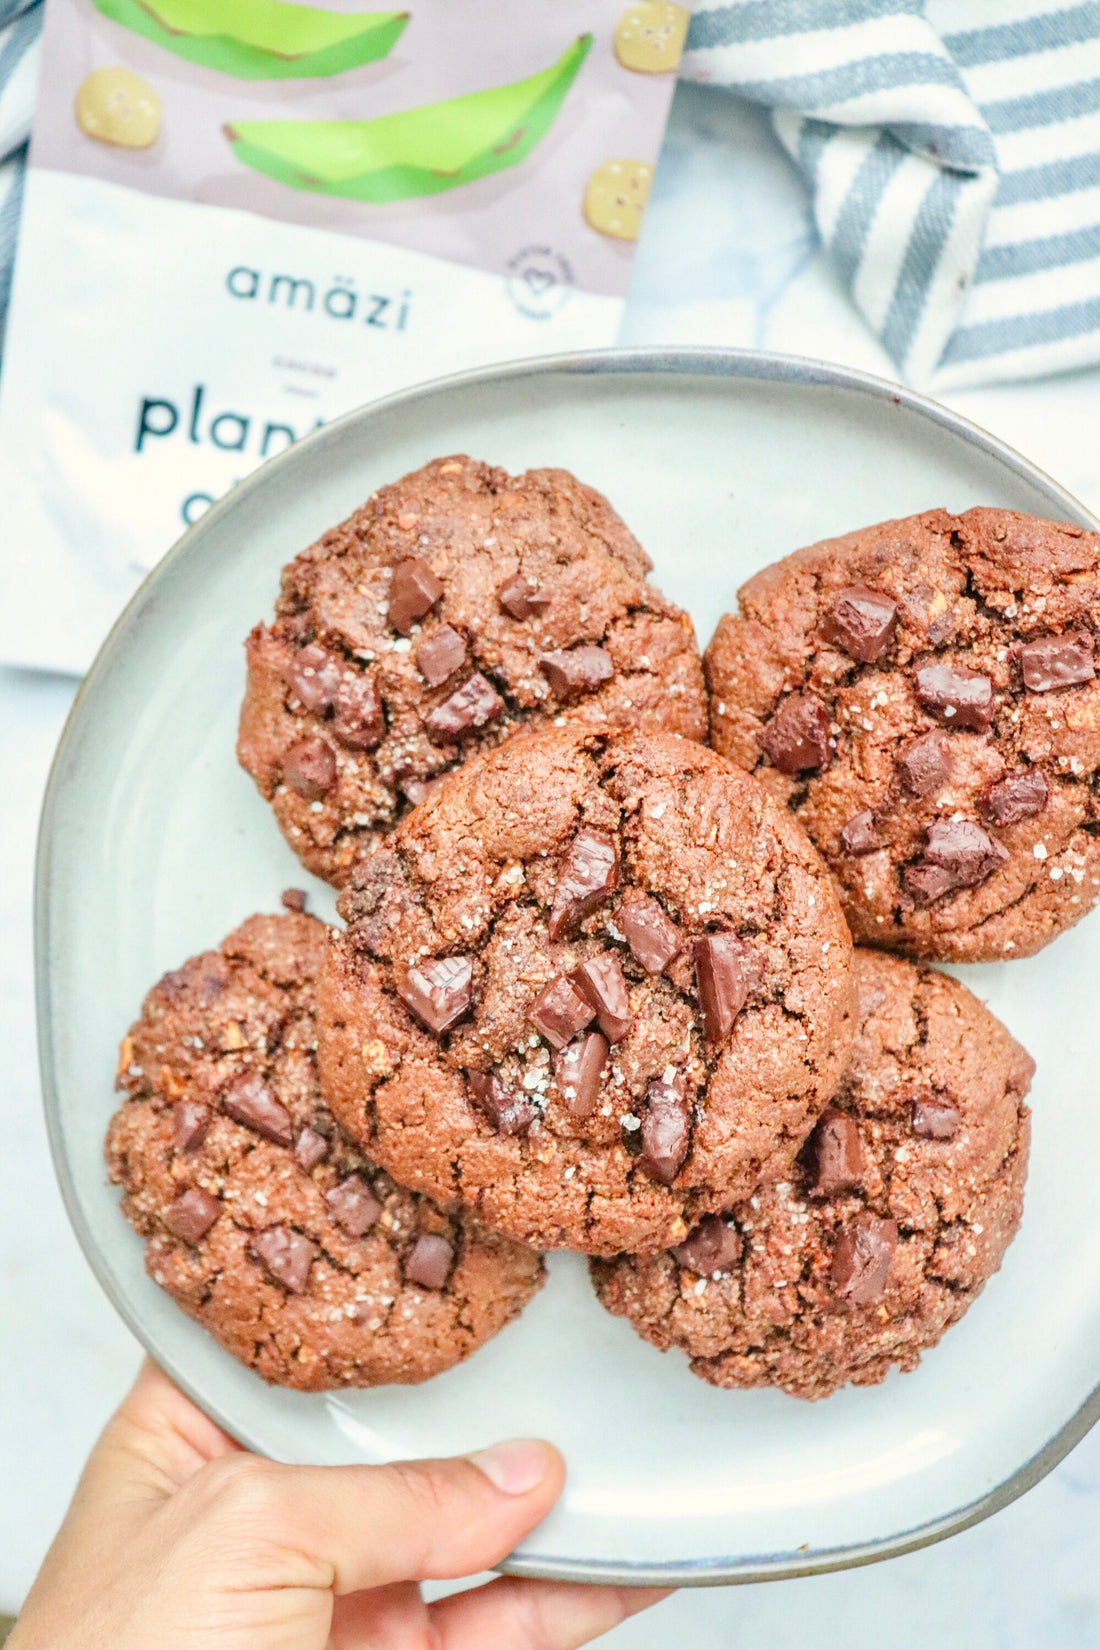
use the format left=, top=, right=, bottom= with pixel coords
left=590, top=950, right=1032, bottom=1399
left=106, top=913, right=543, bottom=1391
left=705, top=507, right=1100, bottom=961
left=317, top=725, right=855, bottom=1256
left=238, top=455, right=708, bottom=885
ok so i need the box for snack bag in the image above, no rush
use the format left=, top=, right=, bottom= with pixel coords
left=0, top=0, right=686, bottom=671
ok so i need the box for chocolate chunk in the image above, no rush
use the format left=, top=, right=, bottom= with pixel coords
left=1019, top=631, right=1094, bottom=693
left=221, top=1071, right=294, bottom=1145
left=902, top=862, right=960, bottom=907
left=759, top=692, right=831, bottom=775
left=548, top=827, right=620, bottom=941
left=912, top=1096, right=960, bottom=1140
left=253, top=1225, right=317, bottom=1293
left=823, top=585, right=898, bottom=663
left=924, top=819, right=1009, bottom=887
left=395, top=955, right=473, bottom=1035
left=294, top=1125, right=330, bottom=1172
left=539, top=646, right=614, bottom=699
left=283, top=644, right=383, bottom=750
left=165, top=1186, right=220, bottom=1245
left=404, top=1232, right=453, bottom=1289
left=416, top=625, right=467, bottom=688
left=640, top=1071, right=690, bottom=1185
left=903, top=817, right=1009, bottom=907
left=804, top=1108, right=863, bottom=1197
left=468, top=1070, right=537, bottom=1136
left=173, top=1100, right=211, bottom=1154
left=324, top=1175, right=382, bottom=1237
left=331, top=671, right=384, bottom=751
left=830, top=1212, right=897, bottom=1307
left=571, top=953, right=632, bottom=1042
left=388, top=557, right=443, bottom=634
left=617, top=897, right=682, bottom=974
left=897, top=732, right=950, bottom=798
left=530, top=975, right=595, bottom=1050
left=284, top=643, right=342, bottom=713
left=694, top=933, right=752, bottom=1044
left=499, top=574, right=552, bottom=621
left=424, top=672, right=504, bottom=742
left=670, top=1214, right=741, bottom=1275
left=914, top=663, right=993, bottom=733
left=840, top=810, right=879, bottom=856
left=980, top=768, right=1049, bottom=827
left=280, top=888, right=307, bottom=913
left=284, top=737, right=337, bottom=800
left=553, top=1031, right=609, bottom=1120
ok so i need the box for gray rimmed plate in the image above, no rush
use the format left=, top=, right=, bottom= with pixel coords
left=37, top=348, right=1100, bottom=1586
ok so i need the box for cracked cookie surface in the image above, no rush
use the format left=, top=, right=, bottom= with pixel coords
left=238, top=455, right=708, bottom=885
left=590, top=950, right=1032, bottom=1399
left=705, top=507, right=1100, bottom=961
left=318, top=726, right=855, bottom=1256
left=106, top=912, right=544, bottom=1391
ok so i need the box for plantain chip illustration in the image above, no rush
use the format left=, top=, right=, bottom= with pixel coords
left=223, top=33, right=593, bottom=202
left=613, top=2, right=689, bottom=73
left=91, top=0, right=409, bottom=80
left=76, top=66, right=161, bottom=147
left=583, top=158, right=653, bottom=240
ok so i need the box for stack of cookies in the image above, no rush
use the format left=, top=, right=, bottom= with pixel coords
left=108, top=459, right=1097, bottom=1400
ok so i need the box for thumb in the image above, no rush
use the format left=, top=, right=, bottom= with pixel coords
left=180, top=1437, right=565, bottom=1594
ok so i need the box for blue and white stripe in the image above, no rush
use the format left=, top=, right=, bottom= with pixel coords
left=0, top=0, right=39, bottom=350
left=685, top=0, right=1100, bottom=389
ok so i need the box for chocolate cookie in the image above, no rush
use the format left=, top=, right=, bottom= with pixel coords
left=590, top=950, right=1032, bottom=1399
left=238, top=455, right=709, bottom=885
left=705, top=507, right=1100, bottom=960
left=317, top=726, right=855, bottom=1256
left=106, top=913, right=544, bottom=1391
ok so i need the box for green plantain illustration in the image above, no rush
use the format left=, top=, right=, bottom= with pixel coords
left=223, top=33, right=593, bottom=201
left=91, top=0, right=409, bottom=80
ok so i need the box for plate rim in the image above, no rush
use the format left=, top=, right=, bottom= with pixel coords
left=36, top=343, right=1100, bottom=1587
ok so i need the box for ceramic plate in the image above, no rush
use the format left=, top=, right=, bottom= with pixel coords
left=38, top=349, right=1100, bottom=1585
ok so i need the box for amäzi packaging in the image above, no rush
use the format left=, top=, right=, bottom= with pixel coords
left=0, top=0, right=687, bottom=672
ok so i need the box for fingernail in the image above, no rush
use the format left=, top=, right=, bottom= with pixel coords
left=468, top=1438, right=550, bottom=1495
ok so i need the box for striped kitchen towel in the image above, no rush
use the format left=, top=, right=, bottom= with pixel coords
left=683, top=0, right=1100, bottom=389
left=0, top=0, right=39, bottom=346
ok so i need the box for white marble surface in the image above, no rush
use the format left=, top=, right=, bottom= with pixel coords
left=4, top=83, right=1100, bottom=1637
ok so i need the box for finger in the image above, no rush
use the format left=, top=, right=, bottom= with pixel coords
left=121, top=1360, right=237, bottom=1448
left=86, top=1359, right=240, bottom=1505
left=425, top=1576, right=672, bottom=1650
left=330, top=1580, right=428, bottom=1649
left=184, top=1439, right=565, bottom=1595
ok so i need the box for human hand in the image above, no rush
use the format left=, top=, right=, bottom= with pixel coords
left=11, top=1359, right=666, bottom=1650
